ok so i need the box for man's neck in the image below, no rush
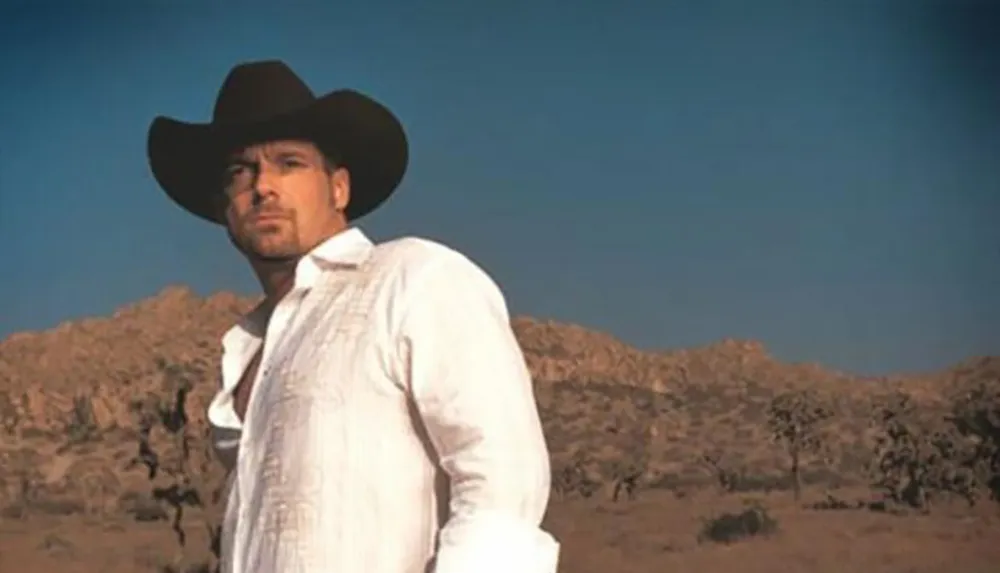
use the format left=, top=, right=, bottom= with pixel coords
left=254, top=260, right=298, bottom=313
left=251, top=226, right=347, bottom=307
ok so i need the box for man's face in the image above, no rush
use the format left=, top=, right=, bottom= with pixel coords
left=221, top=140, right=350, bottom=262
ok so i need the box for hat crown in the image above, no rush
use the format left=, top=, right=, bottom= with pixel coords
left=212, top=60, right=315, bottom=125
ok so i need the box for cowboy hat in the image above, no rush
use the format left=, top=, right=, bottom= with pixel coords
left=146, top=60, right=408, bottom=224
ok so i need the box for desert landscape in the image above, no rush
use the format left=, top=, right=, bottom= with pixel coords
left=0, top=285, right=997, bottom=573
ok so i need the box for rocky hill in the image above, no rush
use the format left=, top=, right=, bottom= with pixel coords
left=0, top=284, right=971, bottom=430
left=0, top=285, right=997, bottom=570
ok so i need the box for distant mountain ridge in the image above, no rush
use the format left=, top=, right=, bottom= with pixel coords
left=0, top=284, right=990, bottom=436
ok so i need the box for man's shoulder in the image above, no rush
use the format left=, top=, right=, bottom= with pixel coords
left=367, top=235, right=509, bottom=321
left=369, top=235, right=480, bottom=276
left=366, top=234, right=506, bottom=303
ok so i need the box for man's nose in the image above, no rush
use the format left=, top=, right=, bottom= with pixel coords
left=251, top=165, right=280, bottom=203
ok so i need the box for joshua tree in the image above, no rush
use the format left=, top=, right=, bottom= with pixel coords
left=766, top=389, right=833, bottom=501
left=948, top=375, right=1000, bottom=501
left=870, top=391, right=980, bottom=510
left=127, top=361, right=226, bottom=573
left=610, top=449, right=648, bottom=502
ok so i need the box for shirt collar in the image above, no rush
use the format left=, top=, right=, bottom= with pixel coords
left=223, top=227, right=374, bottom=343
left=293, top=226, right=374, bottom=290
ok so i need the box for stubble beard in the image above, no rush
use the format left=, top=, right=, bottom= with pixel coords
left=237, top=217, right=303, bottom=264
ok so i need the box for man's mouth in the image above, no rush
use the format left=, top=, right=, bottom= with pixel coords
left=248, top=212, right=287, bottom=224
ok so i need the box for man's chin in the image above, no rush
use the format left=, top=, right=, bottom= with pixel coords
left=245, top=242, right=301, bottom=263
left=255, top=253, right=299, bottom=263
left=249, top=248, right=299, bottom=262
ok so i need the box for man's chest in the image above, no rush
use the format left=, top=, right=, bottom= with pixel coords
left=239, top=275, right=406, bottom=440
left=232, top=350, right=262, bottom=422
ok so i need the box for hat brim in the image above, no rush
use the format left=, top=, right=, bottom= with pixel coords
left=146, top=89, right=408, bottom=224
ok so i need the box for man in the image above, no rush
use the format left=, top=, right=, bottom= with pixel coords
left=146, top=60, right=559, bottom=573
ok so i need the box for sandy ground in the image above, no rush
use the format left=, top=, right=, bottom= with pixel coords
left=2, top=489, right=998, bottom=573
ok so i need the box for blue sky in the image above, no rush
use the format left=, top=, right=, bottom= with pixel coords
left=1, top=1, right=997, bottom=375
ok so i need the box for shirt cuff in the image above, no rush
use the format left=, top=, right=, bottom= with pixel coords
left=432, top=512, right=560, bottom=573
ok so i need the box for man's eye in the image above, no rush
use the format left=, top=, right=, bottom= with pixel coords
left=223, top=166, right=252, bottom=188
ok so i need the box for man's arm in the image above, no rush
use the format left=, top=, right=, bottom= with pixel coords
left=395, top=248, right=560, bottom=573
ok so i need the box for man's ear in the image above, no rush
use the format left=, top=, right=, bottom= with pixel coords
left=330, top=167, right=351, bottom=211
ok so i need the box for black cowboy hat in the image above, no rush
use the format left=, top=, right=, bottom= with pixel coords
left=146, top=60, right=408, bottom=224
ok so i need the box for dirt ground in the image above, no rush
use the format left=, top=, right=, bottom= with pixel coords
left=2, top=489, right=998, bottom=573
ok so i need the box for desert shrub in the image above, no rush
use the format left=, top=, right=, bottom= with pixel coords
left=697, top=505, right=778, bottom=544
left=644, top=471, right=707, bottom=492
left=700, top=454, right=792, bottom=494
left=766, top=389, right=834, bottom=501
left=551, top=450, right=603, bottom=499
left=808, top=492, right=858, bottom=511
left=127, top=362, right=226, bottom=573
left=607, top=454, right=647, bottom=502
left=545, top=381, right=665, bottom=502
left=869, top=392, right=981, bottom=510
left=601, top=425, right=652, bottom=502
left=948, top=376, right=1000, bottom=501
left=701, top=452, right=745, bottom=493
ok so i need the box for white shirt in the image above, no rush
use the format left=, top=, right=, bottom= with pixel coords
left=207, top=228, right=560, bottom=573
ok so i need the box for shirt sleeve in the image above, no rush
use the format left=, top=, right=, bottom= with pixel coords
left=395, top=249, right=560, bottom=573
